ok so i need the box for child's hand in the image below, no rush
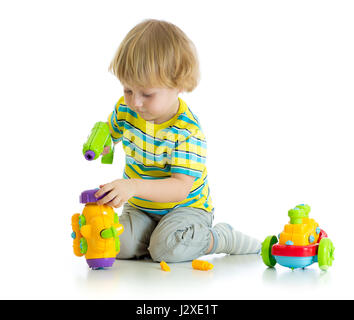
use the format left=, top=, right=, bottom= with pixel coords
left=95, top=179, right=136, bottom=208
left=101, top=146, right=110, bottom=156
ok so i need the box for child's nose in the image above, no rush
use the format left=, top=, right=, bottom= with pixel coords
left=132, top=94, right=143, bottom=108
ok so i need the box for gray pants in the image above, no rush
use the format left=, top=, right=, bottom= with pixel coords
left=117, top=203, right=214, bottom=263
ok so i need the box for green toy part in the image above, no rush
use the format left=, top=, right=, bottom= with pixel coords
left=100, top=226, right=118, bottom=239
left=261, top=235, right=278, bottom=267
left=79, top=215, right=86, bottom=227
left=288, top=204, right=311, bottom=224
left=80, top=238, right=88, bottom=254
left=83, top=121, right=114, bottom=164
left=318, top=238, right=335, bottom=271
left=100, top=225, right=120, bottom=252
left=101, top=148, right=114, bottom=164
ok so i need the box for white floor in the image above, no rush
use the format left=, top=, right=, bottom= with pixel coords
left=1, top=244, right=350, bottom=300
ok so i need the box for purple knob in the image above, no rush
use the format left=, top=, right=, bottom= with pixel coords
left=84, top=150, right=95, bottom=161
left=80, top=189, right=108, bottom=204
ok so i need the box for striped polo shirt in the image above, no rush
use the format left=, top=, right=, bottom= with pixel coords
left=107, top=96, right=213, bottom=215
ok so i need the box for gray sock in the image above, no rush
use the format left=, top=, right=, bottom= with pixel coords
left=211, top=223, right=261, bottom=255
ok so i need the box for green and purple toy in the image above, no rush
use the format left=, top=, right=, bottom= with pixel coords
left=83, top=122, right=114, bottom=164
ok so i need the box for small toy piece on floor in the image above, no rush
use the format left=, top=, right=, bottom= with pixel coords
left=192, top=259, right=214, bottom=271
left=160, top=261, right=171, bottom=272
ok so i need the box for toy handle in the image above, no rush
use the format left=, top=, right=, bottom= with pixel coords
left=101, top=144, right=114, bottom=164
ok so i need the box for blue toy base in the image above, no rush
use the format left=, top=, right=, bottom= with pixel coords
left=274, top=255, right=318, bottom=269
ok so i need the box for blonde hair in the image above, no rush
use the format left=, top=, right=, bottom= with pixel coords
left=109, top=19, right=200, bottom=92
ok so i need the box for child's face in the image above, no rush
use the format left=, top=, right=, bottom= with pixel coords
left=123, top=85, right=180, bottom=124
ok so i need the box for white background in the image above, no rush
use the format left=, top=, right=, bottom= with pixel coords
left=0, top=0, right=353, bottom=300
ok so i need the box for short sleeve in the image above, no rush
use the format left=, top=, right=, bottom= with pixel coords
left=107, top=97, right=125, bottom=143
left=170, top=133, right=207, bottom=179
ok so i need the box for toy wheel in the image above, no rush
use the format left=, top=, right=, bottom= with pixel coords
left=261, top=235, right=278, bottom=267
left=318, top=238, right=335, bottom=271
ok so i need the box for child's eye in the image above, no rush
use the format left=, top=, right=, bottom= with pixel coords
left=143, top=93, right=152, bottom=98
left=124, top=90, right=132, bottom=95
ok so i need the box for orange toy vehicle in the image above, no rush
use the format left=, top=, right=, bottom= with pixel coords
left=71, top=189, right=124, bottom=269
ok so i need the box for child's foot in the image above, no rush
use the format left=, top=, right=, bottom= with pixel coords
left=211, top=223, right=261, bottom=255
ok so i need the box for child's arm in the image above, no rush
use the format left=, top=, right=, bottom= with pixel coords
left=133, top=173, right=195, bottom=202
left=106, top=121, right=121, bottom=145
left=95, top=173, right=195, bottom=208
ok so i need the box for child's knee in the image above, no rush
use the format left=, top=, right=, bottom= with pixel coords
left=148, top=237, right=175, bottom=262
left=148, top=224, right=199, bottom=262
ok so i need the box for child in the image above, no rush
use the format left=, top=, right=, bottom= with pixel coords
left=94, top=19, right=261, bottom=262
